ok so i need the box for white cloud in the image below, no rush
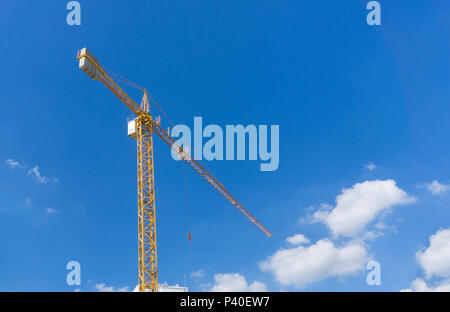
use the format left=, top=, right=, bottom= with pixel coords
left=27, top=166, right=55, bottom=184
left=313, top=180, right=416, bottom=237
left=95, top=283, right=129, bottom=292
left=45, top=207, right=59, bottom=215
left=286, top=234, right=310, bottom=245
left=300, top=203, right=333, bottom=224
left=426, top=181, right=450, bottom=196
left=275, top=180, right=413, bottom=289
left=416, top=228, right=450, bottom=278
left=210, top=273, right=267, bottom=292
left=401, top=278, right=450, bottom=292
left=6, top=158, right=59, bottom=184
left=402, top=228, right=450, bottom=292
left=191, top=269, right=205, bottom=278
left=375, top=221, right=387, bottom=230
left=6, top=159, right=22, bottom=169
left=259, top=238, right=368, bottom=288
left=365, top=162, right=377, bottom=171
left=360, top=230, right=384, bottom=241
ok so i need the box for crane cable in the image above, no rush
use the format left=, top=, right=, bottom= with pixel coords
left=105, top=68, right=176, bottom=126
left=182, top=162, right=194, bottom=287
left=104, top=68, right=145, bottom=92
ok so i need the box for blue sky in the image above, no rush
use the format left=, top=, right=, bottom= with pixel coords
left=0, top=1, right=449, bottom=291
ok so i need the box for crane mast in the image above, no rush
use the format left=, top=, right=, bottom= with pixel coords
left=136, top=94, right=158, bottom=292
left=77, top=47, right=271, bottom=292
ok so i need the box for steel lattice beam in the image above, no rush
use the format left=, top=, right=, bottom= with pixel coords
left=136, top=94, right=158, bottom=292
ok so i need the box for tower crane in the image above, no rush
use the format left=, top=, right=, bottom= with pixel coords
left=76, top=47, right=271, bottom=292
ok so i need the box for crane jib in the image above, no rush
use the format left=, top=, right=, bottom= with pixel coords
left=149, top=119, right=272, bottom=238
left=77, top=47, right=272, bottom=239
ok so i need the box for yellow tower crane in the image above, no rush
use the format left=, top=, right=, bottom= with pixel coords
left=76, top=47, right=271, bottom=292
